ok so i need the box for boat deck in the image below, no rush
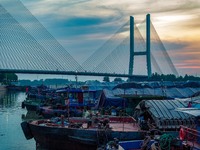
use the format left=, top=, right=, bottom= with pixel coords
left=31, top=116, right=140, bottom=132
left=81, top=122, right=139, bottom=131
left=110, top=122, right=139, bottom=131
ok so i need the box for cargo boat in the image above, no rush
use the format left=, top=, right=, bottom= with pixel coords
left=21, top=116, right=147, bottom=150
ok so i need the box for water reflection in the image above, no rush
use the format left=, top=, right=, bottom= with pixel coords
left=0, top=95, right=15, bottom=108
left=0, top=91, right=25, bottom=108
left=0, top=89, right=7, bottom=107
left=0, top=91, right=35, bottom=150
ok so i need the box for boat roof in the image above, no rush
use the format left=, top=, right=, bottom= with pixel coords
left=112, top=87, right=200, bottom=99
left=136, top=99, right=195, bottom=129
left=175, top=108, right=200, bottom=117
left=56, top=88, right=96, bottom=93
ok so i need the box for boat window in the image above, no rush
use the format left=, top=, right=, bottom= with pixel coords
left=69, top=93, right=73, bottom=98
left=83, top=93, right=89, bottom=100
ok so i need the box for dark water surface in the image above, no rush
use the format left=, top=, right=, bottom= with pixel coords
left=0, top=91, right=35, bottom=150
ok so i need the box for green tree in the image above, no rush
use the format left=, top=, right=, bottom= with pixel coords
left=1, top=73, right=18, bottom=85
left=114, top=77, right=123, bottom=82
left=149, top=72, right=200, bottom=81
left=103, top=76, right=110, bottom=82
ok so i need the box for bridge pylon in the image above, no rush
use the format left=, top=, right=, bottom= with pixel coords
left=128, top=14, right=152, bottom=80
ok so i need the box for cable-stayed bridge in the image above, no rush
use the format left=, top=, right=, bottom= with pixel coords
left=0, top=1, right=178, bottom=80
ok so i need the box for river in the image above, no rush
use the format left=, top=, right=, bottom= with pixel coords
left=0, top=90, right=35, bottom=150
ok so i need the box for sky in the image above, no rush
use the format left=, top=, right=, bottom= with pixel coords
left=1, top=0, right=200, bottom=81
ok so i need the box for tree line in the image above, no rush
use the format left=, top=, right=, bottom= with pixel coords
left=103, top=73, right=200, bottom=82
left=148, top=73, right=200, bottom=81
left=1, top=73, right=200, bottom=85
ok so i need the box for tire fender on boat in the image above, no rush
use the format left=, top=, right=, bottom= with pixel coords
left=21, top=101, right=25, bottom=109
left=21, top=121, right=33, bottom=140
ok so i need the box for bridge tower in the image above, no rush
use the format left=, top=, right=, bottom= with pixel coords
left=129, top=14, right=152, bottom=79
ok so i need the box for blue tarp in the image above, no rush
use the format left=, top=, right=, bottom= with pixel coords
left=96, top=89, right=126, bottom=108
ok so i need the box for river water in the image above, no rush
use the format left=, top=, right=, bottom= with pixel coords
left=0, top=91, right=35, bottom=150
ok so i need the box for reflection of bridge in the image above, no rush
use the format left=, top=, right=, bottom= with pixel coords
left=0, top=1, right=178, bottom=80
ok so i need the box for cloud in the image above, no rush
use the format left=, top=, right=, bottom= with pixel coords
left=50, top=16, right=116, bottom=29
left=1, top=0, right=200, bottom=76
left=163, top=41, right=189, bottom=51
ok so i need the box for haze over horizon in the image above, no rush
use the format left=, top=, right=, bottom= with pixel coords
left=1, top=0, right=200, bottom=81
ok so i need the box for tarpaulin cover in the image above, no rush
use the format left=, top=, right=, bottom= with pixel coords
left=96, top=89, right=126, bottom=108
left=135, top=99, right=195, bottom=129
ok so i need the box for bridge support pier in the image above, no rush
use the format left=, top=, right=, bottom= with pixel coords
left=146, top=14, right=152, bottom=78
left=128, top=14, right=152, bottom=81
left=128, top=16, right=134, bottom=76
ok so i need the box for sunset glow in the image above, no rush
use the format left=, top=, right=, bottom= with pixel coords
left=1, top=0, right=200, bottom=77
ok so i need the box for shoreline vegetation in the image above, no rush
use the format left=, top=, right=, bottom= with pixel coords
left=0, top=73, right=200, bottom=88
